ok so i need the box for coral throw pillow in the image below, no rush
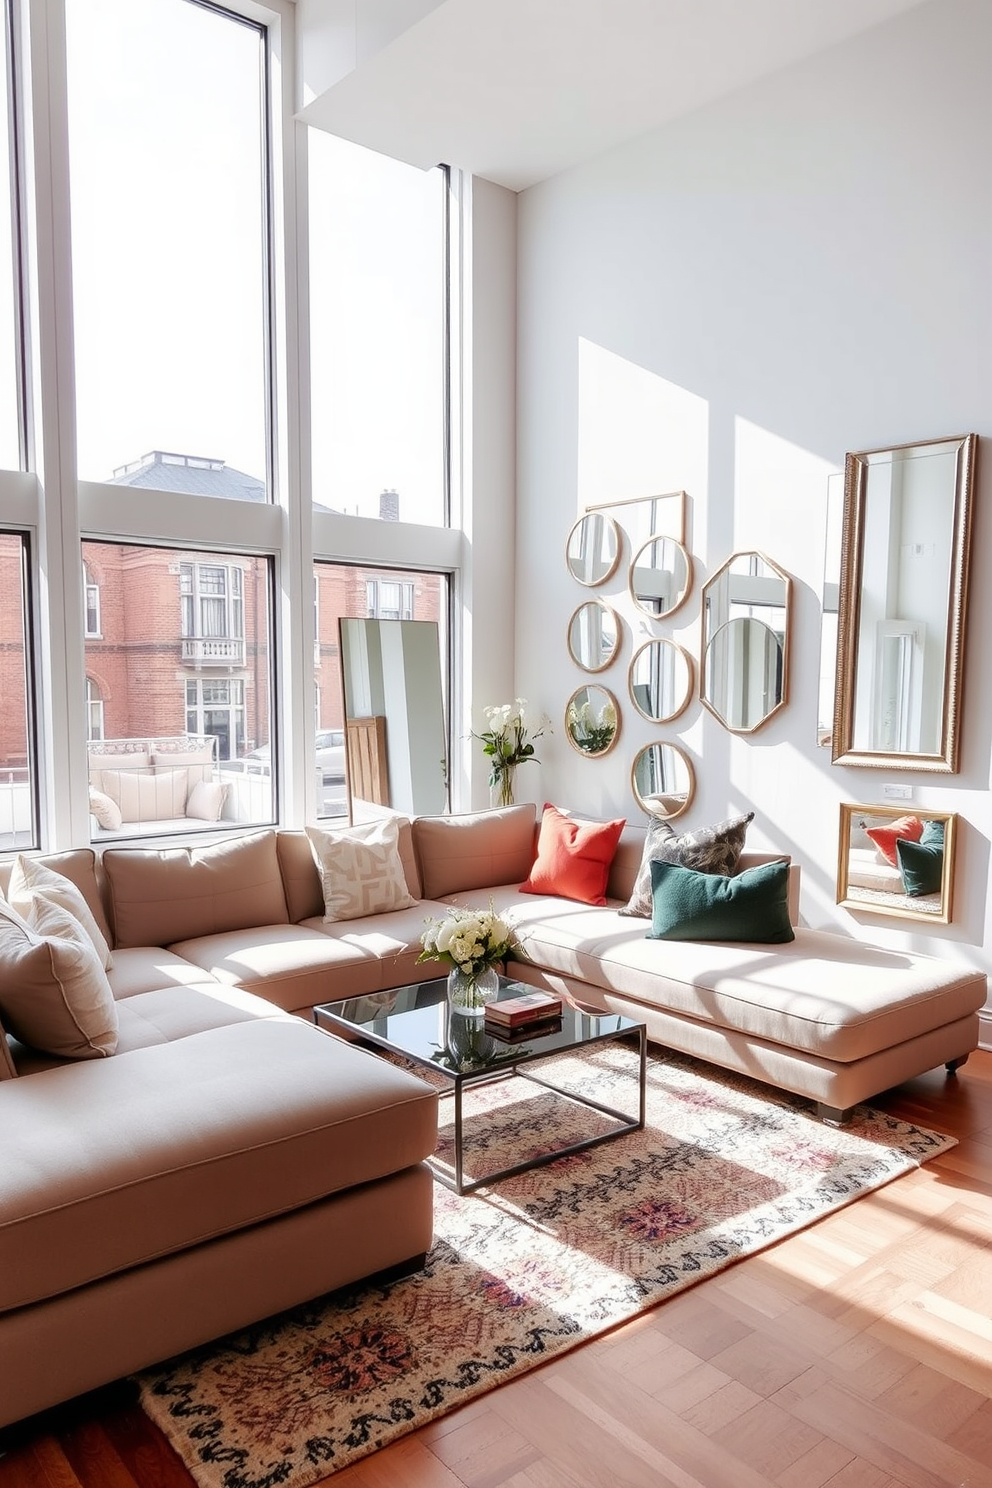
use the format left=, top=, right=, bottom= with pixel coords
left=520, top=804, right=625, bottom=905
left=865, top=815, right=924, bottom=866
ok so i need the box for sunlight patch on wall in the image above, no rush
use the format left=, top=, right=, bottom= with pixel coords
left=733, top=416, right=836, bottom=556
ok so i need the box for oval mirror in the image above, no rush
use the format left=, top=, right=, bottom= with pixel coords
left=565, top=512, right=621, bottom=587
left=628, top=639, right=694, bottom=724
left=567, top=600, right=621, bottom=673
left=630, top=741, right=695, bottom=820
left=832, top=434, right=976, bottom=773
left=564, top=685, right=620, bottom=757
left=629, top=536, right=692, bottom=617
left=701, top=551, right=791, bottom=734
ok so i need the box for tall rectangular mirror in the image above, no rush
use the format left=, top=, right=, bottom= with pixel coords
left=837, top=802, right=956, bottom=925
left=831, top=433, right=976, bottom=772
left=339, top=618, right=448, bottom=821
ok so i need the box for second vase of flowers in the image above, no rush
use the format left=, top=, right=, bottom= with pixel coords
left=474, top=698, right=551, bottom=808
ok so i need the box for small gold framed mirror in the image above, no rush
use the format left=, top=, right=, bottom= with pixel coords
left=564, top=685, right=620, bottom=758
left=629, top=536, right=692, bottom=618
left=836, top=801, right=956, bottom=924
left=567, top=599, right=621, bottom=673
left=628, top=638, right=694, bottom=724
left=565, top=512, right=621, bottom=587
left=630, top=740, right=695, bottom=820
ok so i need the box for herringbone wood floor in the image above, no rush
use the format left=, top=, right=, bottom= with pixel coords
left=3, top=1052, right=991, bottom=1488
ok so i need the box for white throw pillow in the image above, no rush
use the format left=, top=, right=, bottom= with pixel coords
left=186, top=779, right=229, bottom=822
left=7, top=854, right=114, bottom=969
left=101, top=767, right=189, bottom=822
left=306, top=817, right=416, bottom=923
left=89, top=786, right=123, bottom=832
left=0, top=898, right=118, bottom=1059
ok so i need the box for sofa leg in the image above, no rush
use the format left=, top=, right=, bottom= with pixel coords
left=945, top=1054, right=970, bottom=1075
left=815, top=1102, right=852, bottom=1127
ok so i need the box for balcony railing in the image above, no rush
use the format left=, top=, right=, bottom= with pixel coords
left=181, top=637, right=245, bottom=666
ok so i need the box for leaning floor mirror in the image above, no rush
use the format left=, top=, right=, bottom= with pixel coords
left=339, top=618, right=448, bottom=820
left=836, top=802, right=956, bottom=925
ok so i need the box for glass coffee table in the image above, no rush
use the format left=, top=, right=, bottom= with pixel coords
left=313, top=976, right=646, bottom=1194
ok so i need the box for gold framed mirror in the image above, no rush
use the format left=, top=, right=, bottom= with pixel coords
left=630, top=740, right=695, bottom=819
left=567, top=599, right=621, bottom=673
left=837, top=802, right=956, bottom=925
left=831, top=433, right=977, bottom=772
left=700, top=551, right=791, bottom=733
left=565, top=512, right=621, bottom=587
left=564, top=685, right=620, bottom=758
left=628, top=638, right=694, bottom=724
left=629, top=536, right=692, bottom=618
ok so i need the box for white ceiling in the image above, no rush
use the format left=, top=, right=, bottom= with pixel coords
left=298, top=0, right=927, bottom=191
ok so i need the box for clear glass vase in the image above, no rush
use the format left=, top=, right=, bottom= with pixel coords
left=446, top=964, right=500, bottom=1018
left=490, top=765, right=516, bottom=808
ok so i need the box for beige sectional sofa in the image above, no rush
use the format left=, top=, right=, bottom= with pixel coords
left=0, top=802, right=985, bottom=1428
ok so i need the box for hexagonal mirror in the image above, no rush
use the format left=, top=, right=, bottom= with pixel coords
left=701, top=551, right=791, bottom=733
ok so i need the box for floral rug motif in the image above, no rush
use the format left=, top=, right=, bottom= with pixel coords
left=137, top=1046, right=954, bottom=1488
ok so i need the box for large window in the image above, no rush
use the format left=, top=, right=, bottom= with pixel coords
left=65, top=0, right=270, bottom=490
left=0, top=532, right=35, bottom=849
left=82, top=541, right=274, bottom=837
left=1, top=1, right=21, bottom=469
left=308, top=136, right=447, bottom=525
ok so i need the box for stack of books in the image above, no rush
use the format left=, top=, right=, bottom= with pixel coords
left=484, top=989, right=563, bottom=1037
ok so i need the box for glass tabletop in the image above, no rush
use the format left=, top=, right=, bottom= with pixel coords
left=313, top=975, right=641, bottom=1080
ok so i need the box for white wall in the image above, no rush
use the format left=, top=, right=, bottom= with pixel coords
left=513, top=0, right=992, bottom=1029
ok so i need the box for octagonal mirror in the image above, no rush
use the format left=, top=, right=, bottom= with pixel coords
left=628, top=638, right=694, bottom=724
left=565, top=512, right=621, bottom=587
left=567, top=599, right=621, bottom=673
left=630, top=741, right=695, bottom=820
left=564, top=685, right=620, bottom=758
left=629, top=536, right=692, bottom=618
left=701, top=551, right=791, bottom=733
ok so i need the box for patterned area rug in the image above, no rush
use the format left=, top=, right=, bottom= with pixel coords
left=137, top=1046, right=954, bottom=1488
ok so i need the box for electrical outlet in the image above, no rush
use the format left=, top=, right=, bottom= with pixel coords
left=882, top=783, right=913, bottom=801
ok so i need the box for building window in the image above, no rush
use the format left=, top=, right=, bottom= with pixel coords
left=180, top=561, right=245, bottom=663
left=308, top=136, right=448, bottom=525
left=83, top=564, right=101, bottom=636
left=65, top=0, right=271, bottom=492
left=185, top=678, right=245, bottom=762
left=366, top=578, right=414, bottom=620
left=0, top=531, right=35, bottom=849
left=85, top=677, right=104, bottom=741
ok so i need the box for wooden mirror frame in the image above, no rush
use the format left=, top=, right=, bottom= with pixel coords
left=564, top=685, right=621, bottom=758
left=629, top=535, right=693, bottom=619
left=700, top=550, right=791, bottom=734
left=630, top=740, right=695, bottom=820
left=628, top=638, right=694, bottom=724
left=565, top=512, right=621, bottom=588
left=836, top=801, right=956, bottom=925
left=831, top=433, right=977, bottom=773
left=566, top=599, right=622, bottom=673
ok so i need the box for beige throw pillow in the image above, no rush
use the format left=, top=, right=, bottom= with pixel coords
left=0, top=898, right=118, bottom=1059
left=89, top=786, right=123, bottom=831
left=186, top=779, right=229, bottom=821
left=306, top=818, right=416, bottom=923
left=7, top=854, right=114, bottom=969
left=101, top=767, right=189, bottom=822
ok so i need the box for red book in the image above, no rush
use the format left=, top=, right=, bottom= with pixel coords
left=485, top=990, right=563, bottom=1026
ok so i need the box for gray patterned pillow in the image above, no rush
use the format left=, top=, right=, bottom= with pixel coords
left=619, top=811, right=754, bottom=918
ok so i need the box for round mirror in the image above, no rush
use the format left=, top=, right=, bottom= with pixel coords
left=630, top=741, right=695, bottom=819
left=701, top=551, right=791, bottom=734
left=564, top=685, right=620, bottom=757
left=628, top=639, right=694, bottom=723
left=567, top=600, right=621, bottom=673
left=565, top=513, right=621, bottom=587
left=629, top=536, right=692, bottom=617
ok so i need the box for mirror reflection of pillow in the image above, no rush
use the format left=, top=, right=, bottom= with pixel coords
left=896, top=836, right=944, bottom=897
left=920, top=818, right=945, bottom=848
left=865, top=815, right=924, bottom=867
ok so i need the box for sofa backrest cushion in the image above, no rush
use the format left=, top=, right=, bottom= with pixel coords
left=276, top=819, right=421, bottom=922
left=88, top=750, right=150, bottom=794
left=413, top=804, right=537, bottom=900
left=0, top=848, right=113, bottom=949
left=102, top=830, right=289, bottom=948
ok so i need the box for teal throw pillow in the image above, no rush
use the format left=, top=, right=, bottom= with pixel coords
left=920, top=818, right=945, bottom=848
left=896, top=836, right=944, bottom=897
left=648, top=858, right=794, bottom=944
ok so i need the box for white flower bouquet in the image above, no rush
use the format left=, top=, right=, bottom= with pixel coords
left=417, top=901, right=515, bottom=977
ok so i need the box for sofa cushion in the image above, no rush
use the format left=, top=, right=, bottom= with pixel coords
left=648, top=858, right=794, bottom=944
left=306, top=818, right=416, bottom=922
left=0, top=1019, right=437, bottom=1313
left=6, top=855, right=114, bottom=970
left=151, top=745, right=216, bottom=786
left=0, top=898, right=118, bottom=1059
left=186, top=779, right=229, bottom=821
left=100, top=767, right=190, bottom=823
left=107, top=946, right=228, bottom=1000
left=413, top=804, right=536, bottom=900
left=0, top=848, right=112, bottom=949
left=620, top=811, right=754, bottom=918
left=521, top=804, right=625, bottom=906
left=277, top=822, right=422, bottom=922
left=168, top=924, right=387, bottom=1012
left=103, top=830, right=289, bottom=948
left=88, top=750, right=149, bottom=795
left=88, top=787, right=123, bottom=831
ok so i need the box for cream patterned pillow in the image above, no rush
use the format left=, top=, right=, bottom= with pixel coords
left=0, top=898, right=118, bottom=1059
left=7, top=854, right=114, bottom=969
left=306, top=818, right=417, bottom=923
